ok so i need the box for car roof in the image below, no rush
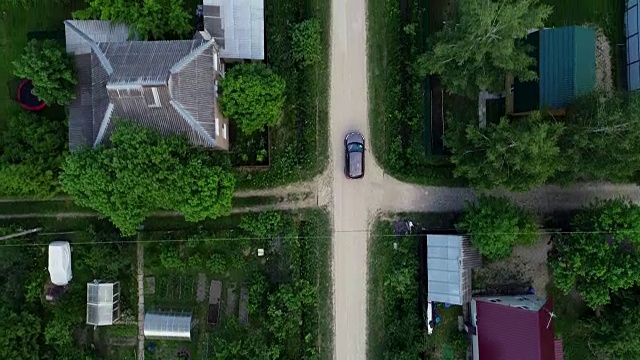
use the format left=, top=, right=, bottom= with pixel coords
left=349, top=151, right=363, bottom=178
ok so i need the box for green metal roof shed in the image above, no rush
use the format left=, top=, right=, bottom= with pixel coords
left=539, top=26, right=596, bottom=109
left=512, top=26, right=596, bottom=113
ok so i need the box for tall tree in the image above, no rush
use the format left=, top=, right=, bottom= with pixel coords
left=60, top=121, right=235, bottom=236
left=550, top=199, right=640, bottom=309
left=445, top=112, right=564, bottom=191
left=419, top=0, right=552, bottom=97
left=558, top=92, right=640, bottom=183
left=219, top=63, right=286, bottom=134
left=457, top=195, right=538, bottom=261
left=74, top=0, right=191, bottom=40
left=13, top=39, right=76, bottom=105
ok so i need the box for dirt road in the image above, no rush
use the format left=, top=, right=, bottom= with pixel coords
left=330, top=0, right=380, bottom=359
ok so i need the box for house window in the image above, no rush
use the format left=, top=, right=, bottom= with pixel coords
left=488, top=298, right=502, bottom=303
left=215, top=117, right=220, bottom=136
left=214, top=52, right=219, bottom=71
left=222, top=123, right=227, bottom=139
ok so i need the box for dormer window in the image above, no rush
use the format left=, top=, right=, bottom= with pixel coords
left=144, top=87, right=161, bottom=108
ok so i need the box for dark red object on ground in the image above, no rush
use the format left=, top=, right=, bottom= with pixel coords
left=17, top=79, right=46, bottom=111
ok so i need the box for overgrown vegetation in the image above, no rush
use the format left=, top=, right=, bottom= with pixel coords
left=74, top=0, right=192, bottom=40
left=220, top=63, right=286, bottom=135
left=144, top=210, right=332, bottom=359
left=368, top=0, right=460, bottom=186
left=13, top=39, right=76, bottom=106
left=457, top=195, right=538, bottom=261
left=233, top=0, right=329, bottom=188
left=60, top=122, right=235, bottom=236
left=291, top=19, right=323, bottom=67
left=0, top=225, right=136, bottom=360
left=0, top=112, right=67, bottom=197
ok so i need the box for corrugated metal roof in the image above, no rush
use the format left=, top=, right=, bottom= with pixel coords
left=144, top=310, right=193, bottom=340
left=205, top=0, right=264, bottom=60
left=539, top=26, right=595, bottom=109
left=426, top=235, right=481, bottom=305
left=64, top=20, right=130, bottom=55
left=99, top=40, right=207, bottom=84
left=474, top=298, right=557, bottom=360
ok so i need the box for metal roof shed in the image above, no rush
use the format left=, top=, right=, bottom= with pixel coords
left=86, top=281, right=121, bottom=326
left=427, top=235, right=482, bottom=305
left=144, top=310, right=193, bottom=341
left=203, top=0, right=265, bottom=60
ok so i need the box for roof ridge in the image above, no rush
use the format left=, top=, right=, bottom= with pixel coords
left=170, top=40, right=215, bottom=74
left=65, top=20, right=114, bottom=74
left=169, top=100, right=217, bottom=147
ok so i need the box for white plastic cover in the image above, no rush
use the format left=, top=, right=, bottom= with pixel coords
left=48, top=241, right=72, bottom=286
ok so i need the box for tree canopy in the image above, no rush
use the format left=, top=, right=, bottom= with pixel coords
left=445, top=112, right=564, bottom=191
left=60, top=121, right=236, bottom=236
left=558, top=92, right=640, bottom=183
left=419, top=0, right=551, bottom=96
left=550, top=199, right=640, bottom=309
left=585, top=287, right=640, bottom=358
left=0, top=112, right=67, bottom=198
left=219, top=63, right=286, bottom=134
left=73, top=0, right=191, bottom=40
left=13, top=39, right=76, bottom=106
left=456, top=195, right=538, bottom=261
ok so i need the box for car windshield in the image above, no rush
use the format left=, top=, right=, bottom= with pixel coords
left=347, top=143, right=364, bottom=152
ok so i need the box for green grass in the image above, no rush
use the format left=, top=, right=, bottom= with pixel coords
left=424, top=305, right=467, bottom=360
left=0, top=0, right=83, bottom=130
left=541, top=0, right=624, bottom=87
left=233, top=0, right=329, bottom=189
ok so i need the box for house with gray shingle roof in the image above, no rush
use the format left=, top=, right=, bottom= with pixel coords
left=64, top=19, right=234, bottom=151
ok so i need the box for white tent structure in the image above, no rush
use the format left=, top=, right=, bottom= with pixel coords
left=86, top=281, right=121, bottom=326
left=48, top=241, right=72, bottom=286
left=144, top=310, right=193, bottom=341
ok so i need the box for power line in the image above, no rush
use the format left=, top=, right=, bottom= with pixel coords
left=0, top=228, right=630, bottom=248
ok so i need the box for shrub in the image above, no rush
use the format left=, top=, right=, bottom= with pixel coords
left=291, top=19, right=323, bottom=66
left=219, top=63, right=286, bottom=134
left=457, top=195, right=538, bottom=261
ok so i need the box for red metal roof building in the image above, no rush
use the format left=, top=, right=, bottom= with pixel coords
left=469, top=296, right=563, bottom=360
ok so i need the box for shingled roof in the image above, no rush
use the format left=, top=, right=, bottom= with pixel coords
left=65, top=21, right=220, bottom=150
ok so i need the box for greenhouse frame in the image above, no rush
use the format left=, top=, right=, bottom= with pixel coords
left=86, top=281, right=121, bottom=326
left=144, top=310, right=193, bottom=341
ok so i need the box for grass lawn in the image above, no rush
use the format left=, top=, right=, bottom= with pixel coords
left=0, top=0, right=83, bottom=130
left=541, top=0, right=624, bottom=87
left=424, top=305, right=467, bottom=360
